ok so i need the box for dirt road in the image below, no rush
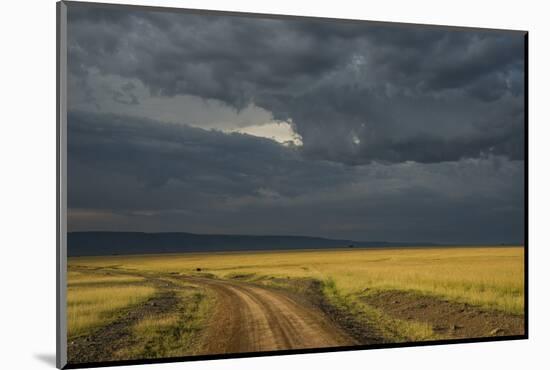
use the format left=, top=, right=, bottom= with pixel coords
left=185, top=277, right=357, bottom=354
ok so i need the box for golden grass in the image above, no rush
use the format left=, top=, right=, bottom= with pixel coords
left=114, top=290, right=212, bottom=359
left=134, top=314, right=180, bottom=334
left=68, top=271, right=145, bottom=286
left=69, top=246, right=524, bottom=314
left=323, top=277, right=437, bottom=342
left=67, top=284, right=156, bottom=338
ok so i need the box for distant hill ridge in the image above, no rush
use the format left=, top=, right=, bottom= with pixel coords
left=67, top=231, right=441, bottom=257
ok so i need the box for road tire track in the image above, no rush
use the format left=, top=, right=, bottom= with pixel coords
left=184, top=276, right=358, bottom=354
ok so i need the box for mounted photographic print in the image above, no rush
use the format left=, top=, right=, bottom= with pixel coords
left=56, top=1, right=528, bottom=368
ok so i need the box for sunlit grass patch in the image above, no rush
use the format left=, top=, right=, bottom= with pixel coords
left=114, top=290, right=212, bottom=360
left=133, top=314, right=180, bottom=335
left=323, top=277, right=436, bottom=342
left=68, top=271, right=145, bottom=286
left=67, top=284, right=156, bottom=338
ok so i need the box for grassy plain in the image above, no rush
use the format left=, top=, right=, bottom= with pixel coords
left=67, top=246, right=524, bottom=360
left=67, top=273, right=156, bottom=337
left=70, top=246, right=524, bottom=313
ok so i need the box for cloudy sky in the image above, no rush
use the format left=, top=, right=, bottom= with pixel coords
left=66, top=3, right=526, bottom=244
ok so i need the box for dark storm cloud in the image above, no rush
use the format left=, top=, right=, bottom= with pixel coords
left=67, top=4, right=525, bottom=165
left=67, top=110, right=356, bottom=209
left=65, top=4, right=525, bottom=243
left=67, top=111, right=524, bottom=243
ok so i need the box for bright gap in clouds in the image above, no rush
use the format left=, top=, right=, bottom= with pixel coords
left=225, top=121, right=303, bottom=146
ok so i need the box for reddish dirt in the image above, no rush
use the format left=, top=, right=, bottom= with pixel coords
left=361, top=290, right=525, bottom=339
left=259, top=276, right=388, bottom=345
left=184, top=276, right=358, bottom=354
